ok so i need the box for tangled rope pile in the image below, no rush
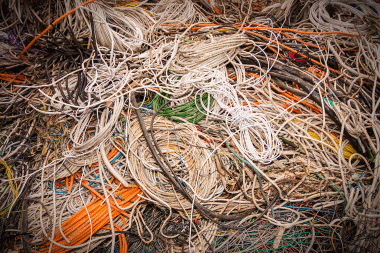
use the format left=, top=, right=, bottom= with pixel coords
left=0, top=0, right=380, bottom=252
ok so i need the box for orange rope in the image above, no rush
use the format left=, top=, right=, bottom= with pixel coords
left=160, top=23, right=217, bottom=27
left=90, top=146, right=120, bottom=167
left=266, top=45, right=286, bottom=59
left=213, top=6, right=221, bottom=15
left=159, top=22, right=359, bottom=37
left=0, top=73, right=31, bottom=92
left=39, top=187, right=140, bottom=253
left=68, top=176, right=74, bottom=194
left=244, top=27, right=373, bottom=86
left=103, top=224, right=128, bottom=253
left=245, top=23, right=357, bottom=52
left=281, top=91, right=321, bottom=114
left=242, top=29, right=344, bottom=76
left=132, top=83, right=161, bottom=92
left=244, top=23, right=359, bottom=37
left=206, top=0, right=221, bottom=15
left=158, top=23, right=359, bottom=77
left=279, top=32, right=356, bottom=52
left=20, top=0, right=97, bottom=57
left=243, top=102, right=303, bottom=114
left=0, top=73, right=28, bottom=82
left=79, top=179, right=137, bottom=218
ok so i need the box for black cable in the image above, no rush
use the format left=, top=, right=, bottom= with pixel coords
left=149, top=95, right=258, bottom=221
left=131, top=92, right=278, bottom=230
left=241, top=59, right=371, bottom=161
left=268, top=69, right=371, bottom=160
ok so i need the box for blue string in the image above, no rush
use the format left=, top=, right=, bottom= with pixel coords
left=88, top=152, right=121, bottom=187
left=110, top=152, right=122, bottom=165
left=88, top=174, right=100, bottom=187
left=284, top=205, right=334, bottom=214
left=50, top=181, right=68, bottom=194
left=52, top=152, right=122, bottom=193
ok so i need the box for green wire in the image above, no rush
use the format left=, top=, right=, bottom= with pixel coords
left=179, top=29, right=237, bottom=42
left=313, top=172, right=346, bottom=203
left=151, top=93, right=214, bottom=124
left=1, top=184, right=8, bottom=193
